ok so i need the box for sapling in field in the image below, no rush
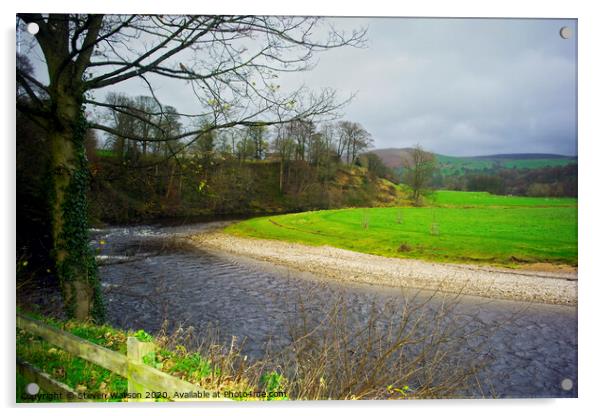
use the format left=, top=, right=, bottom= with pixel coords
left=362, top=210, right=370, bottom=229
left=396, top=209, right=403, bottom=224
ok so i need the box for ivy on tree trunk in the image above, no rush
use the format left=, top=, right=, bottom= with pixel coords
left=50, top=107, right=105, bottom=322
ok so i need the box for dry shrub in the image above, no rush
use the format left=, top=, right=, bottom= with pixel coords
left=154, top=321, right=265, bottom=393
left=153, top=286, right=503, bottom=400
left=276, top=289, right=497, bottom=399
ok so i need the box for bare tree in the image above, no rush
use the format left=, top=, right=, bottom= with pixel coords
left=272, top=123, right=297, bottom=192
left=402, top=145, right=437, bottom=203
left=133, top=95, right=160, bottom=157
left=337, top=121, right=373, bottom=164
left=104, top=92, right=137, bottom=161
left=286, top=119, right=315, bottom=161
left=247, top=125, right=268, bottom=160
left=16, top=14, right=366, bottom=321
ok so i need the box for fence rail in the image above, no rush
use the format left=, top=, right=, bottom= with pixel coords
left=17, top=358, right=84, bottom=402
left=16, top=313, right=224, bottom=402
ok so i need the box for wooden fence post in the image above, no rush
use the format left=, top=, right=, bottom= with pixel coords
left=127, top=336, right=155, bottom=402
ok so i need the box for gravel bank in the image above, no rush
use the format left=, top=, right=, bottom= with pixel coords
left=189, top=232, right=577, bottom=306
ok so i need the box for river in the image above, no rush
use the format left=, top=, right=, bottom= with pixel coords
left=90, top=220, right=577, bottom=399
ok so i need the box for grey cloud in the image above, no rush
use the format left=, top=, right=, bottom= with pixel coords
left=280, top=17, right=577, bottom=156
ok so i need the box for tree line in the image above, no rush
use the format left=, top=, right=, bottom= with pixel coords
left=99, top=93, right=374, bottom=167
left=439, top=164, right=577, bottom=197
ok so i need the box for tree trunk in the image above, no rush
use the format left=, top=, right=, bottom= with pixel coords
left=48, top=94, right=105, bottom=322
left=279, top=158, right=284, bottom=193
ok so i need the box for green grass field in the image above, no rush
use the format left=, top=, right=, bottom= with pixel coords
left=429, top=190, right=576, bottom=207
left=225, top=191, right=577, bottom=266
left=434, top=154, right=576, bottom=176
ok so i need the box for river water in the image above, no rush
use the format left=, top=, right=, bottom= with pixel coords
left=91, top=220, right=577, bottom=399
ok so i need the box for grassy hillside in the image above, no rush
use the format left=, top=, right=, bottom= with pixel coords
left=436, top=154, right=576, bottom=176
left=225, top=190, right=577, bottom=266
left=368, top=148, right=576, bottom=177
left=89, top=155, right=407, bottom=224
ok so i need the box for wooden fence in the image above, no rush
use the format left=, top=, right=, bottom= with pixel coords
left=16, top=313, right=226, bottom=402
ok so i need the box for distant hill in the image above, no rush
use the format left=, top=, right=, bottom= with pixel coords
left=368, top=148, right=416, bottom=169
left=367, top=148, right=577, bottom=177
left=468, top=153, right=576, bottom=160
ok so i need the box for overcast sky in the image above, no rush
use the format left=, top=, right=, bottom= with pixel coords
left=22, top=17, right=577, bottom=157
left=277, top=17, right=577, bottom=156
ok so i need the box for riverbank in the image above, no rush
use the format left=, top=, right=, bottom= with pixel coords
left=189, top=231, right=577, bottom=306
